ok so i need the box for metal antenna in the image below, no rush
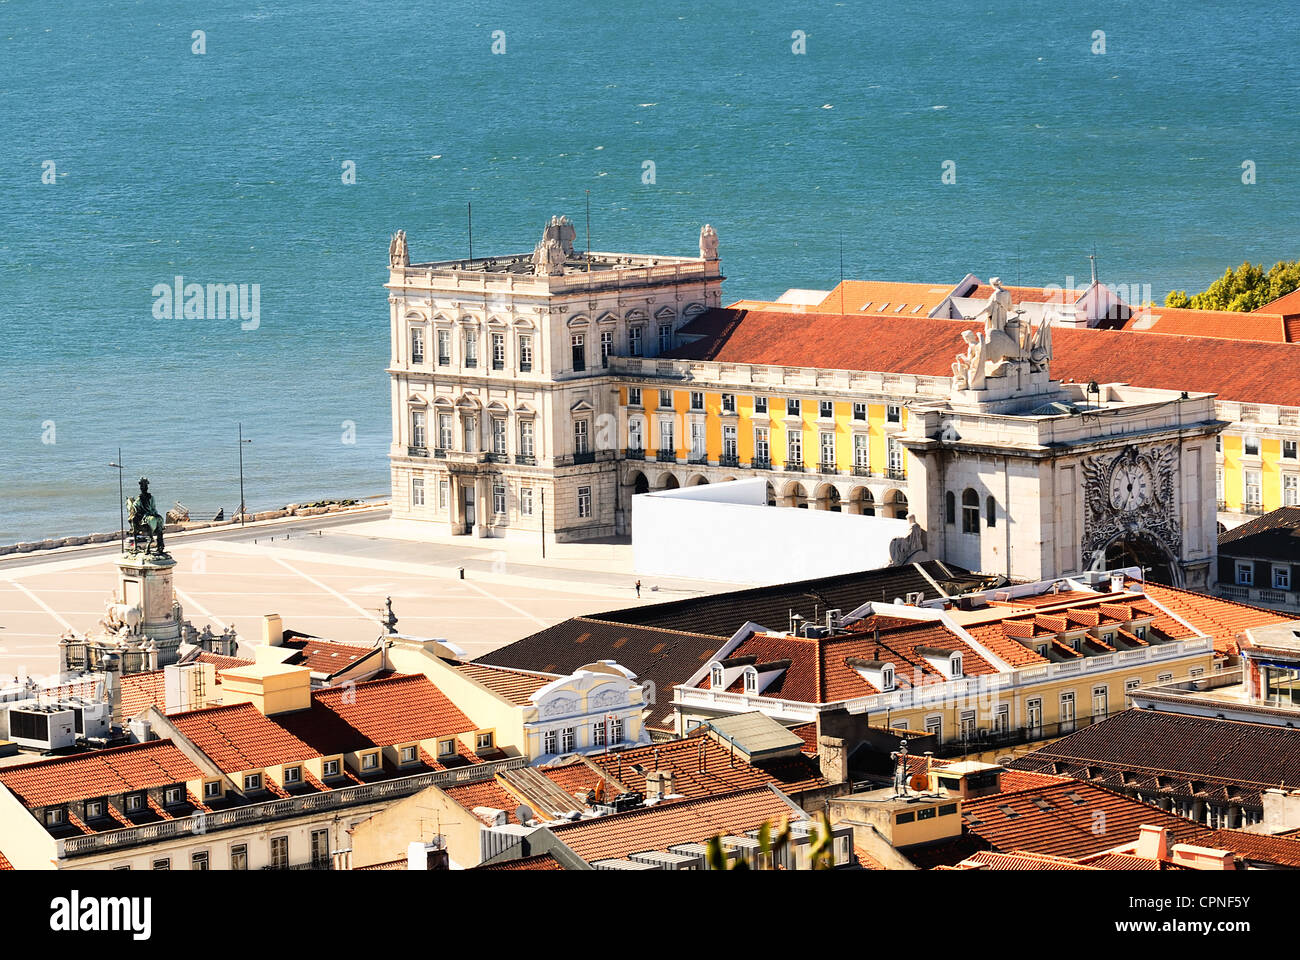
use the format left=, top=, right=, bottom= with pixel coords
left=109, top=449, right=125, bottom=553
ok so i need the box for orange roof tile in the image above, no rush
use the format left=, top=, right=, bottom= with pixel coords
left=1114, top=306, right=1288, bottom=342
left=1139, top=580, right=1292, bottom=655
left=169, top=703, right=318, bottom=773
left=282, top=635, right=380, bottom=675
left=815, top=280, right=955, bottom=315
left=1259, top=287, right=1300, bottom=317
left=442, top=778, right=527, bottom=824
left=0, top=851, right=12, bottom=870
left=474, top=853, right=565, bottom=871
left=452, top=662, right=557, bottom=705
left=1204, top=829, right=1300, bottom=867
left=0, top=741, right=204, bottom=808
left=944, top=849, right=1100, bottom=871
left=584, top=737, right=829, bottom=800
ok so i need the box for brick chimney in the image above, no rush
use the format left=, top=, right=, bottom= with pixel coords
left=818, top=735, right=848, bottom=784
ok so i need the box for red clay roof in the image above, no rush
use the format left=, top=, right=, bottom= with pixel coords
left=544, top=786, right=800, bottom=864
left=0, top=851, right=12, bottom=870
left=1258, top=287, right=1300, bottom=317
left=474, top=853, right=565, bottom=871
left=452, top=662, right=556, bottom=705
left=119, top=671, right=167, bottom=719
left=282, top=636, right=379, bottom=675
left=585, top=736, right=829, bottom=799
left=168, top=703, right=318, bottom=773
left=442, top=778, right=526, bottom=824
left=1111, top=306, right=1289, bottom=342
left=0, top=741, right=204, bottom=808
left=277, top=674, right=479, bottom=757
left=669, top=308, right=1300, bottom=407
left=1140, top=580, right=1292, bottom=656
left=1204, top=829, right=1300, bottom=867
left=193, top=652, right=253, bottom=673
left=941, top=849, right=1100, bottom=871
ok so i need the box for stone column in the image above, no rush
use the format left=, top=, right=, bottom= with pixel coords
left=473, top=475, right=489, bottom=538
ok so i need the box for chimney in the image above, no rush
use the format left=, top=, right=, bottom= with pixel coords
left=1134, top=825, right=1171, bottom=862
left=1109, top=572, right=1124, bottom=593
left=645, top=770, right=665, bottom=801
left=218, top=662, right=311, bottom=716
left=263, top=614, right=283, bottom=647
left=818, top=735, right=848, bottom=784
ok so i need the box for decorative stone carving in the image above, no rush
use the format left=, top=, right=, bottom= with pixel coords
left=532, top=215, right=576, bottom=276
left=389, top=230, right=409, bottom=268
left=1079, top=444, right=1182, bottom=577
left=888, top=516, right=927, bottom=565
left=591, top=687, right=627, bottom=709
left=541, top=696, right=577, bottom=718
left=699, top=224, right=719, bottom=260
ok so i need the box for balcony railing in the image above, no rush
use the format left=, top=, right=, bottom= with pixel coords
left=819, top=461, right=839, bottom=475
left=852, top=464, right=873, bottom=477
left=625, top=448, right=645, bottom=461
left=719, top=454, right=740, bottom=468
left=434, top=448, right=447, bottom=459
left=571, top=450, right=595, bottom=465
left=886, top=466, right=907, bottom=481
left=514, top=454, right=535, bottom=466
left=656, top=449, right=676, bottom=462
left=407, top=445, right=429, bottom=458
left=751, top=456, right=771, bottom=470
left=784, top=460, right=805, bottom=472
left=688, top=452, right=709, bottom=465
left=931, top=716, right=1101, bottom=759
left=57, top=756, right=529, bottom=859
left=1242, top=502, right=1265, bottom=516
left=484, top=452, right=506, bottom=463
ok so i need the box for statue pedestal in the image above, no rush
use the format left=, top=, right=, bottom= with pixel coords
left=116, top=551, right=183, bottom=658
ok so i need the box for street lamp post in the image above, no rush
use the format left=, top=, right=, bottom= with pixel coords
left=238, top=423, right=252, bottom=526
left=109, top=448, right=125, bottom=552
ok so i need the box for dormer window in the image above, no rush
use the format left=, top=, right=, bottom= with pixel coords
left=710, top=663, right=724, bottom=688
left=284, top=766, right=302, bottom=785
left=203, top=780, right=221, bottom=799
left=475, top=732, right=494, bottom=751
left=950, top=654, right=963, bottom=679
left=437, top=739, right=456, bottom=758
left=85, top=799, right=105, bottom=820
left=361, top=752, right=379, bottom=771
left=243, top=773, right=262, bottom=792
left=124, top=792, right=145, bottom=813
left=400, top=745, right=418, bottom=764
left=163, top=785, right=185, bottom=807
left=743, top=668, right=758, bottom=694
left=322, top=759, right=341, bottom=778
left=881, top=664, right=895, bottom=691
left=44, top=806, right=67, bottom=827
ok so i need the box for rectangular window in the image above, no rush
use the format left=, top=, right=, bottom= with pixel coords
left=311, top=829, right=331, bottom=868
left=887, top=404, right=902, bottom=424
left=591, top=720, right=607, bottom=747
left=924, top=716, right=942, bottom=741
left=203, top=781, right=221, bottom=799
left=519, top=420, right=534, bottom=459
left=230, top=844, right=248, bottom=870
left=659, top=389, right=673, bottom=408
left=721, top=393, right=736, bottom=414
left=561, top=727, right=576, bottom=752
left=493, top=484, right=506, bottom=516
left=125, top=793, right=144, bottom=813
left=520, top=487, right=534, bottom=516
left=492, top=332, right=505, bottom=370
left=754, top=427, right=770, bottom=465
left=283, top=765, right=302, bottom=785
left=411, top=410, right=427, bottom=449
left=1060, top=691, right=1076, bottom=730
left=1284, top=440, right=1297, bottom=460
left=994, top=704, right=1010, bottom=734
left=323, top=759, right=340, bottom=778
left=1286, top=475, right=1299, bottom=507
left=690, top=391, right=704, bottom=411
left=628, top=387, right=642, bottom=406
left=518, top=334, right=533, bottom=372
left=959, top=710, right=976, bottom=740
left=399, top=745, right=417, bottom=764
left=1275, top=566, right=1292, bottom=590
left=476, top=731, right=494, bottom=751
left=1236, top=562, right=1253, bottom=586
left=754, top=396, right=768, bottom=415
left=628, top=418, right=643, bottom=451
left=411, top=327, right=425, bottom=364
left=574, top=419, right=590, bottom=454
left=436, top=739, right=456, bottom=758
left=723, top=424, right=738, bottom=459
left=577, top=486, right=592, bottom=519
left=192, top=851, right=209, bottom=871
left=854, top=434, right=869, bottom=468
left=437, top=329, right=451, bottom=365
left=610, top=717, right=623, bottom=742
left=887, top=437, right=904, bottom=475
left=819, top=400, right=834, bottom=419
left=1125, top=678, right=1141, bottom=705
left=1092, top=685, right=1108, bottom=719
left=438, top=480, right=448, bottom=510
left=463, top=414, right=477, bottom=453
left=438, top=412, right=453, bottom=451
left=571, top=333, right=585, bottom=371
left=787, top=431, right=802, bottom=466
left=270, top=836, right=289, bottom=870
left=659, top=419, right=674, bottom=454
left=45, top=806, right=66, bottom=827
left=153, top=858, right=171, bottom=871
left=690, top=421, right=706, bottom=458
left=244, top=773, right=262, bottom=792
left=85, top=799, right=104, bottom=820
left=600, top=330, right=612, bottom=368
left=464, top=330, right=478, bottom=368
left=658, top=324, right=672, bottom=354
left=1245, top=435, right=1260, bottom=457
left=853, top=402, right=867, bottom=421
left=786, top=398, right=801, bottom=418
left=1217, top=466, right=1225, bottom=502
left=411, top=476, right=425, bottom=507
left=1026, top=698, right=1042, bottom=732
left=544, top=730, right=557, bottom=754
left=492, top=417, right=507, bottom=455
left=820, top=431, right=835, bottom=469
left=361, top=752, right=378, bottom=770
left=628, top=326, right=643, bottom=357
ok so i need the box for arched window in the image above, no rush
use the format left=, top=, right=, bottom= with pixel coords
left=881, top=664, right=895, bottom=691
left=961, top=489, right=980, bottom=534
left=945, top=491, right=956, bottom=525
left=986, top=495, right=997, bottom=527
left=710, top=663, right=723, bottom=688
left=743, top=668, right=758, bottom=694
left=950, top=653, right=963, bottom=678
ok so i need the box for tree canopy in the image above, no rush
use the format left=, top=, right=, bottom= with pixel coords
left=1165, top=260, right=1300, bottom=312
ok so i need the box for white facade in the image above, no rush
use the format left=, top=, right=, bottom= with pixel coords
left=632, top=478, right=921, bottom=584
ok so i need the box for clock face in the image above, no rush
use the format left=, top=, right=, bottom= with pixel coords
left=1109, top=461, right=1151, bottom=512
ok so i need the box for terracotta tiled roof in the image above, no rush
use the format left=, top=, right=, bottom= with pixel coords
left=1205, top=829, right=1300, bottom=867
left=442, top=778, right=526, bottom=824
left=852, top=845, right=886, bottom=870
left=959, top=780, right=1209, bottom=860
left=583, top=736, right=829, bottom=800
left=668, top=308, right=1300, bottom=407
left=942, top=849, right=1100, bottom=871
left=789, top=723, right=819, bottom=755
left=474, top=853, right=564, bottom=871
left=281, top=635, right=380, bottom=676
left=119, top=671, right=167, bottom=719
left=815, top=280, right=955, bottom=315
left=452, top=663, right=556, bottom=705
left=0, top=851, right=12, bottom=870
left=276, top=674, right=478, bottom=757
left=169, top=703, right=318, bottom=773
left=1140, top=580, right=1291, bottom=655
left=0, top=741, right=203, bottom=808
left=193, top=652, right=253, bottom=673
left=354, top=858, right=410, bottom=871
left=1259, top=287, right=1300, bottom=317
left=1072, top=852, right=1166, bottom=870
left=1111, top=306, right=1289, bottom=342
left=543, top=786, right=801, bottom=864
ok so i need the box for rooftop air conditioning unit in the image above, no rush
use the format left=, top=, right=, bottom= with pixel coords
left=8, top=704, right=77, bottom=751
left=905, top=592, right=924, bottom=605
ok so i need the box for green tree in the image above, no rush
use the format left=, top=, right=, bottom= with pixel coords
left=705, top=811, right=839, bottom=870
left=1165, top=260, right=1300, bottom=312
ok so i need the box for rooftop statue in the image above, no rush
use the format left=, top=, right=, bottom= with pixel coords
left=126, top=477, right=167, bottom=555
left=533, top=215, right=576, bottom=275
left=699, top=223, right=719, bottom=261
left=388, top=230, right=409, bottom=268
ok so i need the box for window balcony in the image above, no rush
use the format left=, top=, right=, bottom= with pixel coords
left=886, top=467, right=907, bottom=481
left=656, top=449, right=677, bottom=462
left=519, top=361, right=533, bottom=373
left=514, top=454, right=536, bottom=466
left=1242, top=502, right=1265, bottom=515
left=719, top=454, right=740, bottom=468
left=750, top=456, right=771, bottom=470
left=433, top=448, right=448, bottom=459
left=465, top=359, right=477, bottom=369
left=407, top=445, right=429, bottom=458
left=688, top=452, right=709, bottom=465
left=819, top=461, right=839, bottom=475
left=852, top=465, right=873, bottom=477
left=625, top=448, right=645, bottom=461
left=570, top=451, right=596, bottom=465
left=484, top=452, right=506, bottom=464
left=784, top=460, right=805, bottom=472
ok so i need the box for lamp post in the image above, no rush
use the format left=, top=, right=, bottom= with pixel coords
left=238, top=423, right=252, bottom=526
left=109, top=449, right=124, bottom=552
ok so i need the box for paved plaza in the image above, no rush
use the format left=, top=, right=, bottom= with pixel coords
left=0, top=508, right=737, bottom=677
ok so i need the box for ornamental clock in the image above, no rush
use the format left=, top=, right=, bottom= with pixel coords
left=1109, top=459, right=1153, bottom=512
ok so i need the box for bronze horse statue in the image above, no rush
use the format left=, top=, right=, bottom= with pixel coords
left=127, top=477, right=166, bottom=554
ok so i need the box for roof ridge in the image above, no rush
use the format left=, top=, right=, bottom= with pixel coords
left=546, top=785, right=779, bottom=832
left=0, top=738, right=178, bottom=773
left=571, top=617, right=729, bottom=642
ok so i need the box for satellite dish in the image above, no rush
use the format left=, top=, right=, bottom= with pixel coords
left=515, top=804, right=535, bottom=824
left=909, top=773, right=929, bottom=791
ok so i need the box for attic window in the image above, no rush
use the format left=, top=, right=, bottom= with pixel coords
left=744, top=668, right=758, bottom=694
left=1065, top=791, right=1086, bottom=805
left=997, top=805, right=1018, bottom=819
left=1031, top=797, right=1054, bottom=812
left=881, top=664, right=895, bottom=691
left=710, top=664, right=724, bottom=688
left=950, top=654, right=963, bottom=678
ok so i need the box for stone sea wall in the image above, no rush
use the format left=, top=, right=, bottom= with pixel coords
left=0, top=501, right=379, bottom=557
